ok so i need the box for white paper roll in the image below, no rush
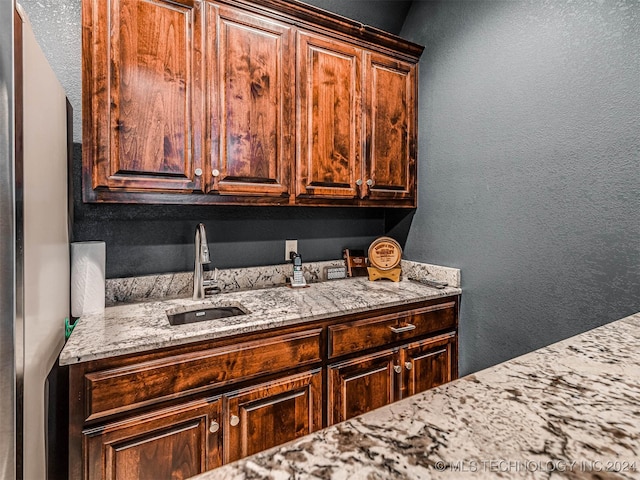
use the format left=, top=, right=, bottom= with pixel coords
left=71, top=241, right=106, bottom=317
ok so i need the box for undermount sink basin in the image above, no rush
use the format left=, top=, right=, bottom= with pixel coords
left=167, top=304, right=248, bottom=326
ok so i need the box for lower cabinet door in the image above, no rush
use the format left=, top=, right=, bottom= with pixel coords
left=402, top=332, right=456, bottom=398
left=224, top=369, right=322, bottom=463
left=83, top=397, right=223, bottom=480
left=327, top=348, right=398, bottom=425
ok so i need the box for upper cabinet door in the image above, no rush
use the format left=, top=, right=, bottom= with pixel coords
left=207, top=5, right=294, bottom=197
left=83, top=0, right=204, bottom=197
left=296, top=32, right=362, bottom=200
left=364, top=53, right=416, bottom=203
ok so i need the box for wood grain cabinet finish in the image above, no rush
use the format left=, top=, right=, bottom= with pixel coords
left=83, top=397, right=222, bottom=480
left=69, top=296, right=457, bottom=479
left=84, top=328, right=321, bottom=421
left=207, top=4, right=294, bottom=198
left=296, top=32, right=362, bottom=200
left=402, top=332, right=457, bottom=398
left=83, top=0, right=205, bottom=198
left=225, top=369, right=322, bottom=463
left=327, top=333, right=457, bottom=424
left=327, top=349, right=397, bottom=425
left=364, top=53, right=417, bottom=202
left=82, top=0, right=423, bottom=206
left=328, top=301, right=457, bottom=359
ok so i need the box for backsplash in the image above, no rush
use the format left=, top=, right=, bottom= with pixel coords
left=105, top=259, right=460, bottom=306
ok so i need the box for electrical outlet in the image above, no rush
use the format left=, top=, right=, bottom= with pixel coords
left=285, top=239, right=298, bottom=261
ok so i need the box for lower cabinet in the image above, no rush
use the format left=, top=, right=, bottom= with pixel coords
left=328, top=332, right=457, bottom=424
left=69, top=296, right=459, bottom=479
left=327, top=349, right=397, bottom=425
left=402, top=332, right=456, bottom=398
left=84, top=397, right=223, bottom=480
left=83, top=370, right=323, bottom=479
left=225, top=369, right=322, bottom=463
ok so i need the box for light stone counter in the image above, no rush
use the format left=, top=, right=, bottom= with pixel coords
left=60, top=264, right=461, bottom=365
left=190, top=312, right=640, bottom=480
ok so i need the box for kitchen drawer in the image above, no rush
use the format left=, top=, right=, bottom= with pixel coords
left=84, top=328, right=322, bottom=421
left=328, top=302, right=456, bottom=359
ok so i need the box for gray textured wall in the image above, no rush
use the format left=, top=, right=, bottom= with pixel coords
left=401, top=0, right=640, bottom=374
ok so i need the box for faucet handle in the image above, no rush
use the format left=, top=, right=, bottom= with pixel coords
left=203, top=279, right=220, bottom=295
left=203, top=270, right=219, bottom=289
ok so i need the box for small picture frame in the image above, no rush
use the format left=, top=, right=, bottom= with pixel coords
left=343, top=248, right=368, bottom=277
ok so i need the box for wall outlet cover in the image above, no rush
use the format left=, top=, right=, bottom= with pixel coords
left=285, top=239, right=298, bottom=261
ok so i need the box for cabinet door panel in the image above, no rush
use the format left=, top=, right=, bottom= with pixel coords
left=403, top=333, right=456, bottom=398
left=225, top=369, right=322, bottom=463
left=328, top=349, right=397, bottom=425
left=86, top=0, right=204, bottom=193
left=208, top=6, right=293, bottom=196
left=365, top=53, right=416, bottom=201
left=297, top=32, right=362, bottom=199
left=84, top=397, right=222, bottom=480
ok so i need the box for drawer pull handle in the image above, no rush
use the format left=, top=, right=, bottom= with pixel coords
left=393, top=365, right=402, bottom=374
left=405, top=362, right=413, bottom=371
left=230, top=415, right=240, bottom=427
left=209, top=420, right=220, bottom=433
left=389, top=324, right=416, bottom=334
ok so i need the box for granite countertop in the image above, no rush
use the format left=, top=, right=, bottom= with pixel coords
left=191, top=312, right=640, bottom=480
left=60, top=274, right=461, bottom=366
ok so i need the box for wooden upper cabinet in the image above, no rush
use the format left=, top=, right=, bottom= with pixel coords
left=82, top=0, right=423, bottom=205
left=83, top=0, right=204, bottom=198
left=296, top=32, right=362, bottom=200
left=207, top=5, right=294, bottom=197
left=364, top=53, right=417, bottom=203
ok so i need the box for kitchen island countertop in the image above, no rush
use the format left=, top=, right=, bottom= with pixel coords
left=191, top=311, right=640, bottom=479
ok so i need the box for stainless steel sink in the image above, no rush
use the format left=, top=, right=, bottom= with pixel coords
left=167, top=304, right=248, bottom=326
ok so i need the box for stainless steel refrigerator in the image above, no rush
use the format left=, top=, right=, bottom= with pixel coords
left=1, top=2, right=70, bottom=479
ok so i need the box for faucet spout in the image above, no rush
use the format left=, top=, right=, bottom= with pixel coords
left=193, top=223, right=211, bottom=300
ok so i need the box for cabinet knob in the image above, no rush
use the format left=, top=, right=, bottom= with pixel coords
left=212, top=169, right=220, bottom=177
left=229, top=414, right=240, bottom=427
left=366, top=179, right=373, bottom=187
left=393, top=365, right=402, bottom=374
left=405, top=362, right=413, bottom=371
left=355, top=179, right=363, bottom=186
left=194, top=168, right=203, bottom=177
left=209, top=420, right=220, bottom=433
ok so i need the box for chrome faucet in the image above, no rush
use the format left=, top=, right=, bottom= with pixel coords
left=193, top=223, right=217, bottom=299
